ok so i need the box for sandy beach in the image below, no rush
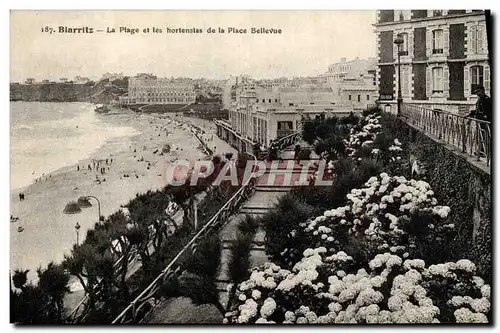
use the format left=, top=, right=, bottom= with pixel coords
left=10, top=109, right=235, bottom=281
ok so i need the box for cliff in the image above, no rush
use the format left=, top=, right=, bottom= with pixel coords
left=10, top=78, right=128, bottom=104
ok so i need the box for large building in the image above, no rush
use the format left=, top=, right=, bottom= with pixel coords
left=324, top=57, right=378, bottom=110
left=119, top=73, right=196, bottom=105
left=374, top=10, right=490, bottom=114
left=325, top=57, right=377, bottom=82
left=216, top=78, right=357, bottom=152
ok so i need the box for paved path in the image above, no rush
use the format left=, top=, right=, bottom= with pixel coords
left=215, top=148, right=316, bottom=309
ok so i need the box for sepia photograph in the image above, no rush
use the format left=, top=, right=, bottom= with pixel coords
left=8, top=9, right=492, bottom=325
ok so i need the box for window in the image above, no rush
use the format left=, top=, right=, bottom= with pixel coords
left=470, top=65, right=484, bottom=92
left=367, top=95, right=370, bottom=100
left=399, top=33, right=409, bottom=56
left=433, top=29, right=444, bottom=54
left=357, top=95, right=361, bottom=102
left=433, top=10, right=443, bottom=17
left=349, top=95, right=352, bottom=101
left=470, top=25, right=485, bottom=54
left=432, top=67, right=444, bottom=94
left=269, top=99, right=272, bottom=103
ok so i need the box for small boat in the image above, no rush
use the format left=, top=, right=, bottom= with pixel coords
left=94, top=104, right=111, bottom=114
left=17, top=226, right=24, bottom=233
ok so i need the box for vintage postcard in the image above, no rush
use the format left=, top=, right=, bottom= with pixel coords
left=10, top=10, right=492, bottom=325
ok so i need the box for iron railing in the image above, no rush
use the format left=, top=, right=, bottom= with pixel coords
left=111, top=176, right=257, bottom=323
left=400, top=103, right=491, bottom=166
left=275, top=131, right=302, bottom=151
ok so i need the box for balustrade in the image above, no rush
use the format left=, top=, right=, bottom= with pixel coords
left=401, top=103, right=491, bottom=166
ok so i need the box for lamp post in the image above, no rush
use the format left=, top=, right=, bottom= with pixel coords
left=394, top=34, right=404, bottom=117
left=64, top=195, right=102, bottom=224
left=75, top=222, right=81, bottom=245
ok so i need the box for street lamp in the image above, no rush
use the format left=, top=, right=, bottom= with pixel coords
left=75, top=222, right=81, bottom=245
left=63, top=195, right=102, bottom=223
left=394, top=34, right=404, bottom=117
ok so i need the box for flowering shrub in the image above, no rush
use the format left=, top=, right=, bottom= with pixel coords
left=286, top=172, right=456, bottom=268
left=344, top=113, right=382, bottom=159
left=224, top=250, right=490, bottom=324
left=233, top=109, right=491, bottom=324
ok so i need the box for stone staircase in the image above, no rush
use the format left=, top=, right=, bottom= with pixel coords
left=215, top=147, right=317, bottom=309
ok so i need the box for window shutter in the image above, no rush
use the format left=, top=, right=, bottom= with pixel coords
left=393, top=31, right=398, bottom=60
left=444, top=65, right=449, bottom=98
left=477, top=24, right=484, bottom=54
left=426, top=28, right=432, bottom=57
left=484, top=65, right=490, bottom=92
left=409, top=30, right=414, bottom=57
left=426, top=66, right=431, bottom=98
left=464, top=65, right=470, bottom=98
left=467, top=25, right=472, bottom=56
left=443, top=27, right=449, bottom=56
left=482, top=25, right=488, bottom=54
left=471, top=25, right=477, bottom=54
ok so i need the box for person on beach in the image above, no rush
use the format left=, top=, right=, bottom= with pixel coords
left=77, top=165, right=80, bottom=171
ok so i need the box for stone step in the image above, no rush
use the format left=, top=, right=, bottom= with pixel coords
left=255, top=186, right=293, bottom=192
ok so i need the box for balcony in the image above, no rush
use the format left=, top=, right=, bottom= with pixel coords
left=399, top=50, right=409, bottom=56
left=276, top=130, right=295, bottom=139
left=433, top=49, right=444, bottom=54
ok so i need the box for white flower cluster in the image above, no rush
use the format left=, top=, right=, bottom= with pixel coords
left=344, top=114, right=382, bottom=158
left=298, top=172, right=453, bottom=259
left=224, top=111, right=490, bottom=325
left=225, top=247, right=491, bottom=324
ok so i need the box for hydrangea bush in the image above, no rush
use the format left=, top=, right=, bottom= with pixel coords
left=225, top=110, right=491, bottom=324
left=224, top=249, right=490, bottom=324
left=344, top=113, right=382, bottom=160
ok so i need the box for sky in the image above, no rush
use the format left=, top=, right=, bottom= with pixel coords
left=10, top=10, right=377, bottom=82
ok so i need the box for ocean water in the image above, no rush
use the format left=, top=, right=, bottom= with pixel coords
left=10, top=102, right=139, bottom=190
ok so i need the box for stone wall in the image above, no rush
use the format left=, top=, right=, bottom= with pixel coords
left=381, top=114, right=492, bottom=280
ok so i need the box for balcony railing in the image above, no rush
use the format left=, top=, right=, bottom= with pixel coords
left=276, top=130, right=295, bottom=139
left=401, top=103, right=491, bottom=167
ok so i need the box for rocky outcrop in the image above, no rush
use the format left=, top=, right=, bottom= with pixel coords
left=10, top=78, right=127, bottom=104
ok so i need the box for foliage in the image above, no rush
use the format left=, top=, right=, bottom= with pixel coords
left=11, top=263, right=70, bottom=324
left=225, top=107, right=491, bottom=324
left=226, top=214, right=259, bottom=311
left=262, top=195, right=315, bottom=269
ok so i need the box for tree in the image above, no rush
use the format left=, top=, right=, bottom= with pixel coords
left=226, top=215, right=258, bottom=311
left=12, top=269, right=29, bottom=290
left=36, top=262, right=70, bottom=322
left=178, top=234, right=225, bottom=314
left=62, top=243, right=114, bottom=317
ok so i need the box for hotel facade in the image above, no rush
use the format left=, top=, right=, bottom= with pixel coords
left=216, top=78, right=358, bottom=152
left=374, top=10, right=490, bottom=114
left=119, top=73, right=196, bottom=105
